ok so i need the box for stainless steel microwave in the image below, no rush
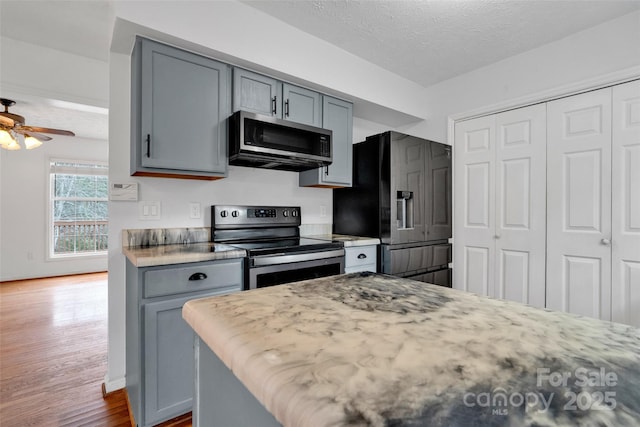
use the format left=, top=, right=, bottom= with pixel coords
left=228, top=110, right=332, bottom=172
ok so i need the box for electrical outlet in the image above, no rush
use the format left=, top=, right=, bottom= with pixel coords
left=320, top=205, right=327, bottom=217
left=189, top=202, right=201, bottom=219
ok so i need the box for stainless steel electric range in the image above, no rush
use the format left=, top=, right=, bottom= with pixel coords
left=211, top=205, right=345, bottom=290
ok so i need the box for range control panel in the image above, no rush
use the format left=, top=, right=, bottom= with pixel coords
left=212, top=205, right=301, bottom=228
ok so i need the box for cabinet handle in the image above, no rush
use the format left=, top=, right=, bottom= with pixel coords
left=271, top=96, right=277, bottom=115
left=285, top=99, right=290, bottom=117
left=357, top=253, right=367, bottom=259
left=325, top=166, right=329, bottom=176
left=145, top=134, right=151, bottom=158
left=188, top=272, right=208, bottom=281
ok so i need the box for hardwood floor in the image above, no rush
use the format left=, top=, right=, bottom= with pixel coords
left=0, top=273, right=192, bottom=427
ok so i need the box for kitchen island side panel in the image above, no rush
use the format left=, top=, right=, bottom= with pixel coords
left=193, top=336, right=281, bottom=427
left=184, top=273, right=640, bottom=427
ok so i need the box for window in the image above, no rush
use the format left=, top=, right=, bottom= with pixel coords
left=49, top=160, right=108, bottom=257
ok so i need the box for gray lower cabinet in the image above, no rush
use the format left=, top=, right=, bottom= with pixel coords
left=232, top=67, right=323, bottom=127
left=299, top=96, right=353, bottom=187
left=131, top=37, right=231, bottom=180
left=126, top=258, right=243, bottom=427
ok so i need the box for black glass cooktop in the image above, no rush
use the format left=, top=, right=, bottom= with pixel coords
left=225, top=237, right=342, bottom=257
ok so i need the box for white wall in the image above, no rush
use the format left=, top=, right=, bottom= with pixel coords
left=0, top=136, right=108, bottom=281
left=1, top=37, right=109, bottom=108
left=402, top=10, right=640, bottom=142
left=0, top=37, right=110, bottom=281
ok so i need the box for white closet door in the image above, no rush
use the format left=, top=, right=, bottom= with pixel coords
left=546, top=88, right=612, bottom=321
left=495, top=104, right=547, bottom=308
left=612, top=80, right=640, bottom=327
left=453, top=116, right=495, bottom=296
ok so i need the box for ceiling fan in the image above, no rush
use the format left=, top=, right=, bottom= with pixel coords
left=0, top=98, right=75, bottom=150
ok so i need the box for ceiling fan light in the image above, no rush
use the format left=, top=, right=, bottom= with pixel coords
left=24, top=135, right=43, bottom=150
left=0, top=129, right=14, bottom=148
left=5, top=138, right=21, bottom=150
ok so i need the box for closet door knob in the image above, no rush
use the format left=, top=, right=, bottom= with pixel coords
left=601, top=238, right=611, bottom=246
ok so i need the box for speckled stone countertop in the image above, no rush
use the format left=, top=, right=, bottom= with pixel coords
left=183, top=273, right=640, bottom=427
left=305, top=234, right=380, bottom=247
left=122, top=227, right=245, bottom=267
left=122, top=242, right=246, bottom=267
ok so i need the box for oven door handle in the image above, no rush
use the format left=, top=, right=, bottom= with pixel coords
left=252, top=249, right=345, bottom=267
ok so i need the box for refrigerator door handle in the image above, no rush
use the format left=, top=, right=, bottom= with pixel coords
left=397, top=191, right=414, bottom=230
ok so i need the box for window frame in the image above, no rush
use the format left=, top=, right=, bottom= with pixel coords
left=47, top=158, right=109, bottom=260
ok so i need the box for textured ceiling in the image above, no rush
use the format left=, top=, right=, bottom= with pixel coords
left=1, top=0, right=639, bottom=141
left=242, top=0, right=640, bottom=87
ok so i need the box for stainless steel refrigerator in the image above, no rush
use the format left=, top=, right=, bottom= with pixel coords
left=333, top=131, right=452, bottom=286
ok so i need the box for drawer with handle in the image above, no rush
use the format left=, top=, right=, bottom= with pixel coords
left=143, top=259, right=243, bottom=298
left=345, top=245, right=377, bottom=270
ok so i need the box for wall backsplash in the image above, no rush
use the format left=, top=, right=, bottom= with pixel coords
left=122, top=227, right=210, bottom=248
left=122, top=224, right=332, bottom=249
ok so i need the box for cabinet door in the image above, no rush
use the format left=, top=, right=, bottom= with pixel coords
left=546, top=88, right=612, bottom=321
left=494, top=104, right=546, bottom=308
left=143, top=284, right=239, bottom=425
left=299, top=96, right=353, bottom=187
left=139, top=38, right=229, bottom=174
left=232, top=68, right=280, bottom=117
left=144, top=295, right=197, bottom=425
left=453, top=116, right=496, bottom=296
left=282, top=83, right=322, bottom=127
left=612, top=80, right=640, bottom=327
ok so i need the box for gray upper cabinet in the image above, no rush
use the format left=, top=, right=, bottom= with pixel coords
left=232, top=68, right=322, bottom=127
left=282, top=83, right=322, bottom=127
left=232, top=68, right=280, bottom=117
left=299, top=96, right=353, bottom=188
left=131, top=37, right=231, bottom=180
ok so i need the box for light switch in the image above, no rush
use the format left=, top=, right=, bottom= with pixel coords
left=139, top=201, right=161, bottom=220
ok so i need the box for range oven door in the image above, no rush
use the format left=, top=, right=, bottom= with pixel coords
left=248, top=255, right=344, bottom=290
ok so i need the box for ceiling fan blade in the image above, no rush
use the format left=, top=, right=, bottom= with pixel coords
left=21, top=126, right=75, bottom=136
left=21, top=130, right=52, bottom=141
left=0, top=115, right=14, bottom=127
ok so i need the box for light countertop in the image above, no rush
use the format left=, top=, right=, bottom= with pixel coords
left=183, top=273, right=640, bottom=427
left=305, top=234, right=380, bottom=247
left=122, top=242, right=246, bottom=267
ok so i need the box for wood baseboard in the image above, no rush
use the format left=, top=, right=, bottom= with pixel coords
left=125, top=388, right=136, bottom=427
left=101, top=382, right=136, bottom=427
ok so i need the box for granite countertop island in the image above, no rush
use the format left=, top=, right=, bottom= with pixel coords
left=183, top=273, right=640, bottom=427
